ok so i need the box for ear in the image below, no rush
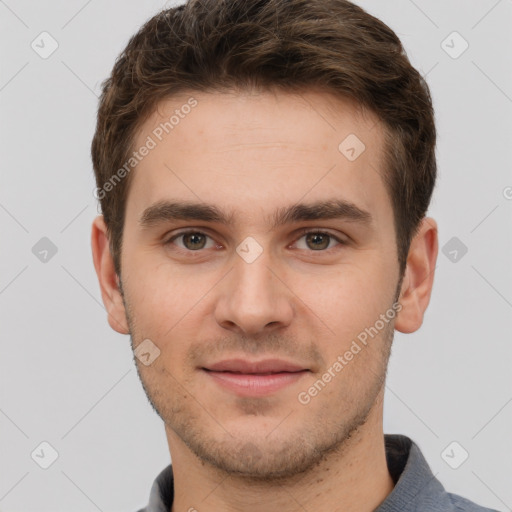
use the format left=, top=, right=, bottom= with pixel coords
left=91, top=215, right=130, bottom=334
left=394, top=217, right=438, bottom=334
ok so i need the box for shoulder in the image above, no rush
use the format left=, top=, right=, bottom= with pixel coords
left=447, top=492, right=501, bottom=512
left=134, top=463, right=174, bottom=512
left=380, top=434, right=500, bottom=512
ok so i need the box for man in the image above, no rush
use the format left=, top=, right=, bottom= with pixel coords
left=90, top=1, right=499, bottom=511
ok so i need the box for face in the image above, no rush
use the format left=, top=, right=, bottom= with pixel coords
left=115, top=89, right=403, bottom=479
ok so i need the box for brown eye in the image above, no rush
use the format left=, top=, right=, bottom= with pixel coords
left=167, top=231, right=216, bottom=251
left=294, top=231, right=344, bottom=251
left=305, top=232, right=330, bottom=250
left=182, top=232, right=207, bottom=250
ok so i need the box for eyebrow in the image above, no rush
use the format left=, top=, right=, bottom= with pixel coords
left=139, top=199, right=373, bottom=230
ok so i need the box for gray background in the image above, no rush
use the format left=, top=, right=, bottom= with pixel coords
left=1, top=0, right=511, bottom=510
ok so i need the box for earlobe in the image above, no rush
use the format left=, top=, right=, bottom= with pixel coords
left=394, top=217, right=438, bottom=334
left=91, top=215, right=130, bottom=335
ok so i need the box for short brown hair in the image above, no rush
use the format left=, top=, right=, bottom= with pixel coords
left=91, top=0, right=436, bottom=278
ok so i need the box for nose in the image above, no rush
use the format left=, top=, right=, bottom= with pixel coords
left=213, top=246, right=294, bottom=337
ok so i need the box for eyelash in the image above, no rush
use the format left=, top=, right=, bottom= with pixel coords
left=164, top=228, right=348, bottom=254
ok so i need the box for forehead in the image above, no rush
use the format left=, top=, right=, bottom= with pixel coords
left=126, top=89, right=391, bottom=230
left=140, top=88, right=380, bottom=154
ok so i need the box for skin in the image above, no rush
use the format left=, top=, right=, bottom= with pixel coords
left=92, top=89, right=438, bottom=512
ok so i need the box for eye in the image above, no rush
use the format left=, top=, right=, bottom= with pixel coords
left=166, top=230, right=218, bottom=251
left=164, top=229, right=347, bottom=254
left=293, top=230, right=346, bottom=251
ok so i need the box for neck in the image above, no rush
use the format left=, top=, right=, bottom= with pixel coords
left=168, top=393, right=394, bottom=512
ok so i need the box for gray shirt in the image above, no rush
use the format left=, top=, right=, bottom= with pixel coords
left=136, top=434, right=500, bottom=512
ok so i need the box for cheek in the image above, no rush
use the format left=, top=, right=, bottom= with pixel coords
left=124, top=249, right=202, bottom=313
left=292, top=263, right=392, bottom=339
left=122, top=259, right=217, bottom=359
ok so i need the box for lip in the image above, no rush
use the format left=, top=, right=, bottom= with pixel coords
left=202, top=358, right=310, bottom=397
left=204, top=358, right=307, bottom=374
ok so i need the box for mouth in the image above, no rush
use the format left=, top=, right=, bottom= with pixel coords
left=201, top=358, right=310, bottom=396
